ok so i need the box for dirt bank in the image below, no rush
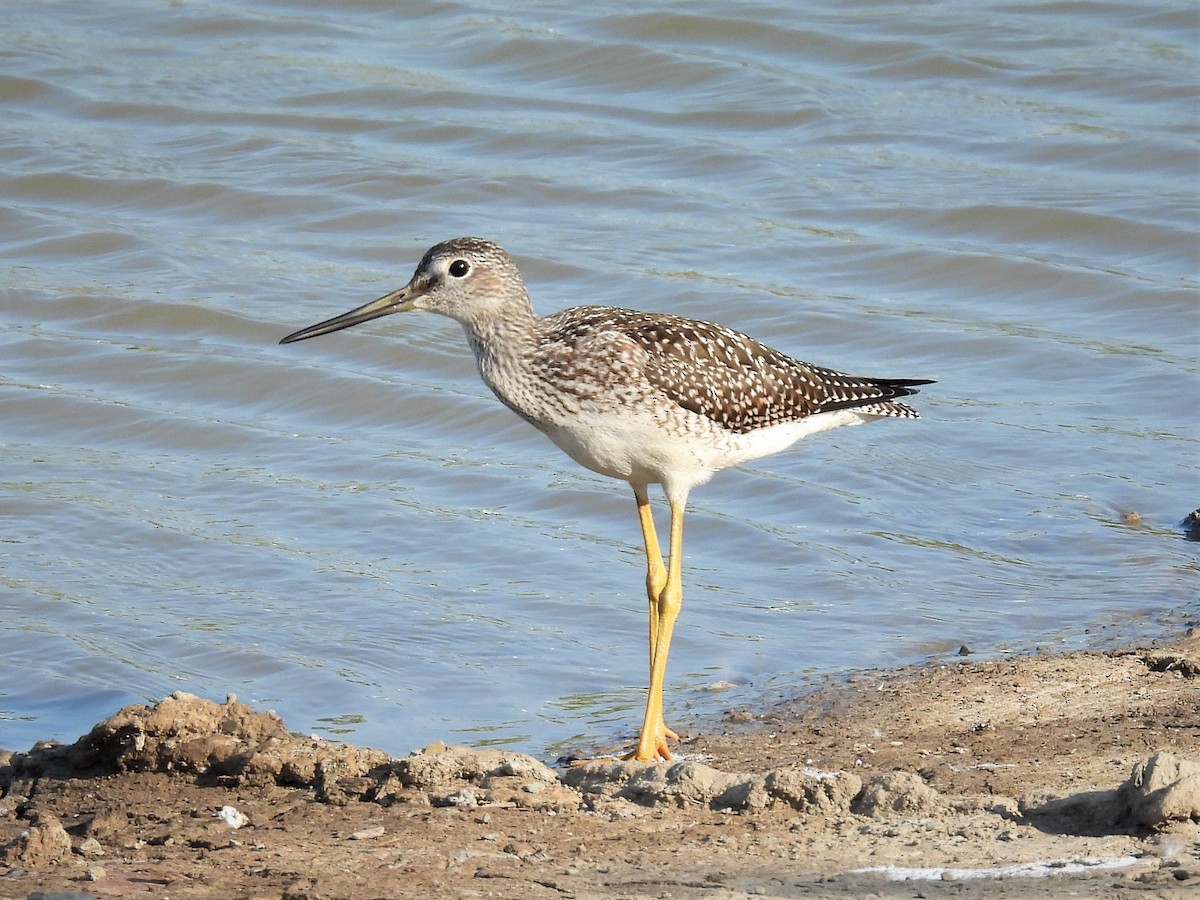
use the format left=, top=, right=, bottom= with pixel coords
left=2, top=632, right=1197, bottom=899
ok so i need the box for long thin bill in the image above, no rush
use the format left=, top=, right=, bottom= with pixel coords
left=279, top=286, right=414, bottom=344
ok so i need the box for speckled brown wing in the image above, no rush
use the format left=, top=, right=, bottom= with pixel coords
left=538, top=306, right=930, bottom=433
left=622, top=314, right=929, bottom=434
left=620, top=315, right=833, bottom=434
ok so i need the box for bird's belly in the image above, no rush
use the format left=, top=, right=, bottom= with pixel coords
left=721, top=409, right=869, bottom=463
left=537, top=407, right=872, bottom=490
left=540, top=412, right=715, bottom=488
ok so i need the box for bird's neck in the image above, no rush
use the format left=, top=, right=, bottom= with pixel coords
left=462, top=302, right=541, bottom=385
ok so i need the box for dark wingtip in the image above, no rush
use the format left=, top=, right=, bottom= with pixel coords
left=874, top=377, right=936, bottom=400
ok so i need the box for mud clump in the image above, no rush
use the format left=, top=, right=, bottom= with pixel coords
left=1022, top=753, right=1200, bottom=833
left=851, top=771, right=945, bottom=817
left=1123, top=753, right=1200, bottom=827
left=561, top=759, right=863, bottom=813
left=372, top=742, right=578, bottom=811
left=4, top=692, right=395, bottom=802
left=0, top=811, right=71, bottom=867
left=68, top=690, right=289, bottom=774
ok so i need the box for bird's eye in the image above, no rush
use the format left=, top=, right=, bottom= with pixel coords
left=448, top=259, right=470, bottom=278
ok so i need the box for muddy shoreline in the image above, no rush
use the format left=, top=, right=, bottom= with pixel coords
left=2, top=632, right=1197, bottom=899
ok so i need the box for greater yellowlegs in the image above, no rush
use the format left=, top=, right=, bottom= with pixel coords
left=281, top=237, right=932, bottom=763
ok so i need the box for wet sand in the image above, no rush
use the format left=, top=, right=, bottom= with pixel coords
left=2, top=632, right=1197, bottom=899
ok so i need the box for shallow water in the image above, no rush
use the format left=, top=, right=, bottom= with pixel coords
left=2, top=0, right=1196, bottom=758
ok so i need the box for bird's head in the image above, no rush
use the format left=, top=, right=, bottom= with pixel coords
left=280, top=236, right=527, bottom=344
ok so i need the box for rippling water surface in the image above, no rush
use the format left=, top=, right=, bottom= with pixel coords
left=2, top=0, right=1196, bottom=758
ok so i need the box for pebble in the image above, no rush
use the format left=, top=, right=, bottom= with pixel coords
left=435, top=788, right=478, bottom=809
left=498, top=758, right=535, bottom=777
left=348, top=825, right=385, bottom=841
left=215, top=806, right=248, bottom=829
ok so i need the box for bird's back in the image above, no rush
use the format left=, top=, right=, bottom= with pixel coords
left=534, top=306, right=929, bottom=435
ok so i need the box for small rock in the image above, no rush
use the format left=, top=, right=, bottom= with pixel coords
left=86, top=864, right=107, bottom=881
left=348, top=825, right=385, bottom=841
left=215, top=805, right=248, bottom=829
left=521, top=782, right=545, bottom=794
left=498, top=758, right=534, bottom=777
left=77, top=836, right=104, bottom=857
left=433, top=788, right=478, bottom=809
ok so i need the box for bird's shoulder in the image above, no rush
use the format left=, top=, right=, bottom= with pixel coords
left=536, top=306, right=832, bottom=429
left=532, top=306, right=928, bottom=431
left=539, top=305, right=778, bottom=365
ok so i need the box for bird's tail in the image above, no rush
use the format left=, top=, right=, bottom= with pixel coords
left=821, top=377, right=935, bottom=419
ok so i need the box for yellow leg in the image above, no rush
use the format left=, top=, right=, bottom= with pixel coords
left=634, top=485, right=667, bottom=660
left=628, top=495, right=685, bottom=763
left=630, top=487, right=679, bottom=755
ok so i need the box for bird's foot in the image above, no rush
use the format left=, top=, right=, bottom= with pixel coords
left=621, top=722, right=678, bottom=763
left=563, top=723, right=678, bottom=766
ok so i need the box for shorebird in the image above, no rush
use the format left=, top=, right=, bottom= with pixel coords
left=281, top=237, right=932, bottom=763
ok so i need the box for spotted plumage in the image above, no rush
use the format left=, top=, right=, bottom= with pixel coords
left=281, top=236, right=933, bottom=763
left=534, top=305, right=924, bottom=433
